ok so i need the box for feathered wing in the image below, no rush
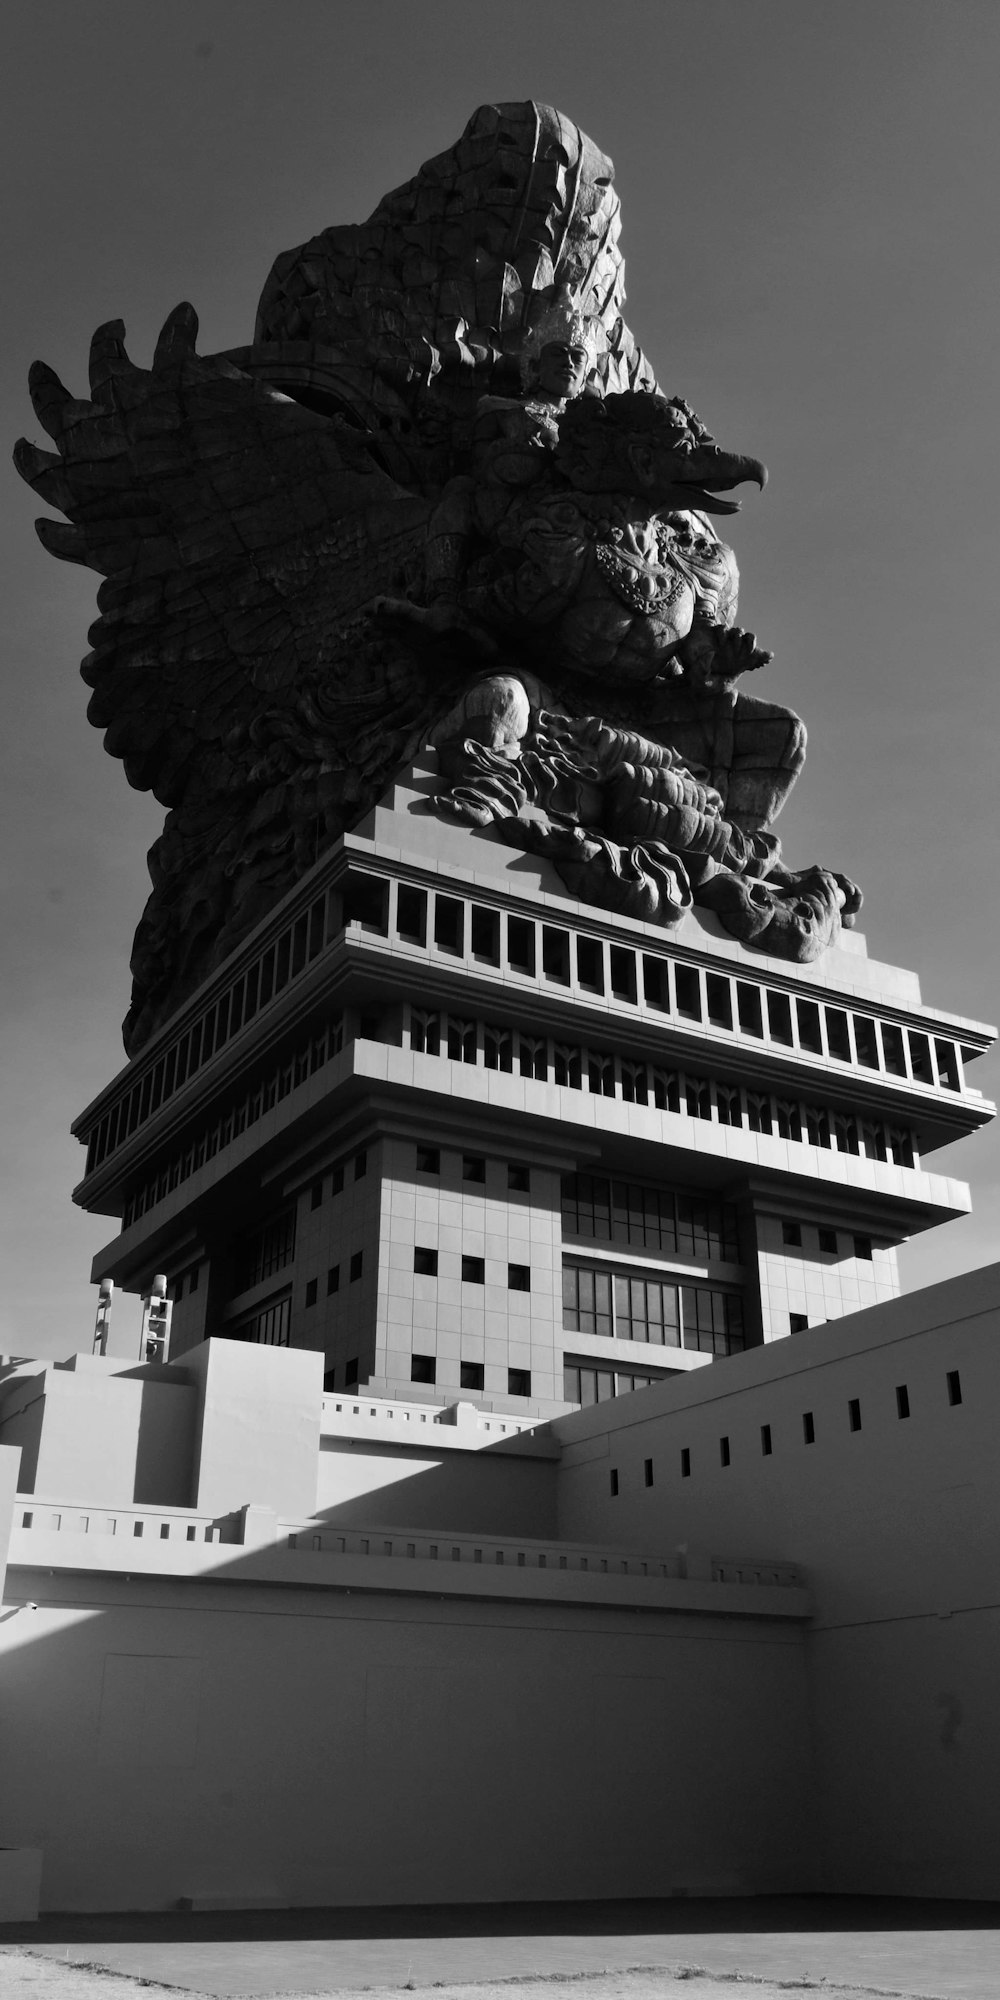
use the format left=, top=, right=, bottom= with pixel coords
left=14, top=305, right=441, bottom=1049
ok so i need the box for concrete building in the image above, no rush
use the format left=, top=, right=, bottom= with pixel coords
left=0, top=755, right=997, bottom=1917
left=67, top=757, right=994, bottom=1414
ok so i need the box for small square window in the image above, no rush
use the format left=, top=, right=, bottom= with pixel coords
left=354, top=1149, right=367, bottom=1180
left=680, top=1447, right=691, bottom=1478
left=848, top=1397, right=862, bottom=1432
left=790, top=1312, right=809, bottom=1333
left=803, top=1411, right=815, bottom=1444
left=345, top=1357, right=358, bottom=1385
left=462, top=1255, right=485, bottom=1284
left=349, top=1251, right=363, bottom=1282
left=609, top=1468, right=619, bottom=1497
left=460, top=1361, right=484, bottom=1392
left=761, top=1423, right=772, bottom=1456
left=947, top=1369, right=962, bottom=1406
left=310, top=1178, right=324, bottom=1211
left=896, top=1384, right=910, bottom=1420
left=416, top=1145, right=440, bottom=1174
left=782, top=1221, right=802, bottom=1247
left=719, top=1436, right=731, bottom=1467
left=414, top=1246, right=438, bottom=1276
left=819, top=1228, right=838, bottom=1254
left=304, top=1278, right=318, bottom=1308
left=507, top=1367, right=531, bottom=1397
left=508, top=1163, right=530, bottom=1192
left=463, top=1155, right=486, bottom=1183
left=853, top=1234, right=873, bottom=1261
left=411, top=1354, right=436, bottom=1385
left=644, top=1458, right=654, bottom=1488
left=327, top=1264, right=340, bottom=1295
left=508, top=1263, right=530, bottom=1292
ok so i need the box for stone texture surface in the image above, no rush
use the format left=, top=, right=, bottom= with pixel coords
left=15, top=100, right=859, bottom=1052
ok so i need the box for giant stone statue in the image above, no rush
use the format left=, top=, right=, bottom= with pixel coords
left=15, top=101, right=860, bottom=1055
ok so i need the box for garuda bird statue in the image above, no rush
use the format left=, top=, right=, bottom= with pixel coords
left=15, top=101, right=860, bottom=1055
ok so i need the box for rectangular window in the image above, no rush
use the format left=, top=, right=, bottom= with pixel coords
left=947, top=1369, right=962, bottom=1406
left=345, top=1358, right=358, bottom=1384
left=310, top=1178, right=324, bottom=1211
left=563, top=1265, right=612, bottom=1340
left=462, top=1154, right=486, bottom=1183
left=896, top=1384, right=910, bottom=1419
left=719, top=1436, right=731, bottom=1467
left=416, top=1145, right=439, bottom=1174
left=609, top=1468, right=619, bottom=1497
left=354, top=1149, right=367, bottom=1180
left=819, top=1227, right=838, bottom=1254
left=675, top=965, right=701, bottom=1020
left=414, top=1247, right=438, bottom=1276
left=508, top=1368, right=531, bottom=1397
left=782, top=1220, right=802, bottom=1247
left=460, top=1361, right=485, bottom=1392
left=761, top=1423, right=772, bottom=1456
left=331, top=1164, right=345, bottom=1196
left=680, top=1447, right=691, bottom=1478
left=471, top=905, right=500, bottom=963
left=304, top=1278, right=318, bottom=1308
left=349, top=1251, right=363, bottom=1282
left=411, top=1354, right=436, bottom=1385
left=508, top=1263, right=531, bottom=1291
left=542, top=925, right=570, bottom=983
left=644, top=1458, right=654, bottom=1487
left=737, top=983, right=764, bottom=1036
left=935, top=1040, right=960, bottom=1090
left=433, top=895, right=464, bottom=955
left=803, top=1411, right=815, bottom=1444
left=853, top=1234, right=873, bottom=1261
left=610, top=947, right=637, bottom=1003
left=327, top=1265, right=340, bottom=1295
left=396, top=883, right=427, bottom=945
left=342, top=872, right=389, bottom=933
left=848, top=1397, right=862, bottom=1432
left=790, top=1312, right=809, bottom=1333
left=508, top=1163, right=530, bottom=1192
left=854, top=1015, right=880, bottom=1068
left=576, top=936, right=605, bottom=993
left=796, top=999, right=823, bottom=1054
left=507, top=917, right=535, bottom=975
left=882, top=1024, right=907, bottom=1076
left=706, top=973, right=733, bottom=1029
left=825, top=1008, right=852, bottom=1061
left=462, top=1255, right=485, bottom=1284
left=767, top=991, right=794, bottom=1045
left=908, top=1031, right=935, bottom=1084
left=643, top=955, right=670, bottom=1011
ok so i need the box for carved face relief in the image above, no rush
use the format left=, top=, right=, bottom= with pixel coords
left=534, top=341, right=589, bottom=401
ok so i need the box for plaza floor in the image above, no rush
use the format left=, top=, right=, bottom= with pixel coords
left=1, top=1897, right=999, bottom=2000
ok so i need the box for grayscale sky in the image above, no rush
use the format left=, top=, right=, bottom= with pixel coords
left=2, top=0, right=998, bottom=1359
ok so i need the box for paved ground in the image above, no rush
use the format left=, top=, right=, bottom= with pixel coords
left=2, top=1898, right=998, bottom=2000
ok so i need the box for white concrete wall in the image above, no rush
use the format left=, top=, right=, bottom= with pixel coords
left=0, top=1563, right=811, bottom=1912
left=0, top=1360, right=195, bottom=1509
left=551, top=1264, right=1000, bottom=1900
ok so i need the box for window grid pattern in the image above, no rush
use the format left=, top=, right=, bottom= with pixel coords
left=407, top=1009, right=916, bottom=1171
left=563, top=1263, right=745, bottom=1356
left=120, top=1015, right=344, bottom=1229
left=82, top=868, right=973, bottom=1179
left=561, top=1173, right=740, bottom=1263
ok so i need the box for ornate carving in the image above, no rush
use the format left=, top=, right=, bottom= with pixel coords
left=14, top=100, right=860, bottom=1053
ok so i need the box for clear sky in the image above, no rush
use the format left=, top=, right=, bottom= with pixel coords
left=2, top=0, right=998, bottom=1359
